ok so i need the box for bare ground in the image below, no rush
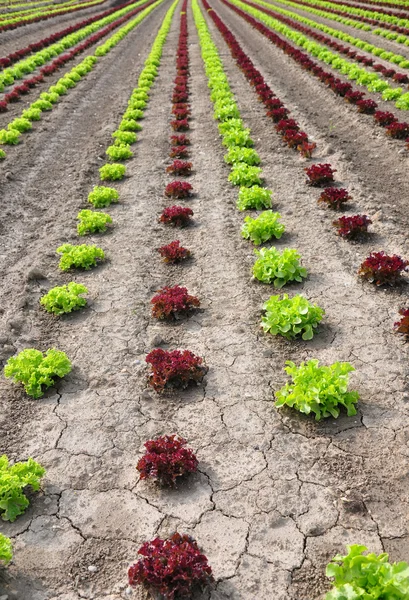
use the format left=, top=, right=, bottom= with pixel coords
left=1, top=0, right=409, bottom=598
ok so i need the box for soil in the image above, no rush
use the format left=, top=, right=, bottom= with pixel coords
left=1, top=0, right=409, bottom=598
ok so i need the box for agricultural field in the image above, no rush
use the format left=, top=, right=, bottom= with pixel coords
left=1, top=0, right=409, bottom=596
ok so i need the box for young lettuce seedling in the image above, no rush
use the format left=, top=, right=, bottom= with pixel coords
left=146, top=349, right=207, bottom=393
left=253, top=247, right=307, bottom=287
left=0, top=456, right=45, bottom=522
left=4, top=348, right=72, bottom=398
left=88, top=186, right=119, bottom=208
left=40, top=282, right=88, bottom=315
left=77, top=210, right=112, bottom=235
left=56, top=244, right=105, bottom=271
left=241, top=211, right=284, bottom=245
left=237, top=186, right=272, bottom=211
left=128, top=533, right=213, bottom=597
left=261, top=294, right=324, bottom=340
left=275, top=360, right=359, bottom=420
left=325, top=545, right=409, bottom=599
left=0, top=534, right=12, bottom=564
left=136, top=435, right=198, bottom=486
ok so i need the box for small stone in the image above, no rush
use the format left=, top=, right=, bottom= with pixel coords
left=26, top=267, right=47, bottom=281
left=371, top=210, right=383, bottom=222
left=149, top=334, right=165, bottom=346
left=88, top=565, right=98, bottom=573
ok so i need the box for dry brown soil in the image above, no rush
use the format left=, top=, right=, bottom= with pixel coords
left=1, top=0, right=409, bottom=598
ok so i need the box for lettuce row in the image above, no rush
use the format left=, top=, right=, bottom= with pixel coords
left=271, top=0, right=409, bottom=27
left=192, top=0, right=277, bottom=243
left=0, top=0, right=81, bottom=20
left=258, top=0, right=373, bottom=33
left=0, top=0, right=165, bottom=156
left=228, top=0, right=409, bottom=110
left=0, top=0, right=151, bottom=92
left=0, top=0, right=105, bottom=29
left=96, top=0, right=178, bottom=188
left=249, top=0, right=409, bottom=66
left=264, top=0, right=409, bottom=45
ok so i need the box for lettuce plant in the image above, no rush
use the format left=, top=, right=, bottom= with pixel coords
left=22, top=107, right=42, bottom=121
left=119, top=118, right=141, bottom=131
left=105, top=144, right=133, bottom=161
left=394, top=308, right=409, bottom=337
left=0, top=534, right=12, bottom=564
left=170, top=134, right=190, bottom=145
left=146, top=349, right=207, bottom=393
left=31, top=99, right=52, bottom=111
left=333, top=215, right=372, bottom=239
left=88, top=185, right=119, bottom=208
left=128, top=533, right=213, bottom=598
left=374, top=111, right=397, bottom=126
left=275, top=118, right=299, bottom=134
left=99, top=163, right=126, bottom=181
left=121, top=114, right=142, bottom=128
left=298, top=141, right=316, bottom=158
left=305, top=163, right=336, bottom=186
left=358, top=251, right=409, bottom=286
left=218, top=118, right=245, bottom=134
left=8, top=118, right=32, bottom=132
left=49, top=83, right=67, bottom=96
left=224, top=147, right=260, bottom=166
left=237, top=186, right=272, bottom=211
left=171, top=118, right=189, bottom=131
left=170, top=145, right=189, bottom=158
left=283, top=130, right=308, bottom=149
left=40, top=282, right=88, bottom=315
left=268, top=107, right=289, bottom=122
left=261, top=294, right=324, bottom=340
left=241, top=211, right=285, bottom=245
left=275, top=360, right=359, bottom=420
left=130, top=100, right=146, bottom=110
left=325, top=545, right=409, bottom=599
left=151, top=285, right=200, bottom=320
left=0, top=456, right=46, bottom=522
left=4, top=348, right=71, bottom=399
left=228, top=163, right=262, bottom=187
left=222, top=128, right=253, bottom=148
left=345, top=91, right=365, bottom=104
left=165, top=181, right=193, bottom=198
left=159, top=206, right=193, bottom=227
left=0, top=149, right=6, bottom=160
left=318, top=188, right=352, bottom=209
left=172, top=107, right=191, bottom=121
left=166, top=160, right=192, bottom=176
left=136, top=435, right=198, bottom=486
left=253, top=247, right=307, bottom=288
left=386, top=122, right=409, bottom=139
left=157, top=240, right=191, bottom=264
left=0, top=128, right=21, bottom=145
left=77, top=209, right=112, bottom=235
left=57, top=244, right=105, bottom=271
left=356, top=99, right=378, bottom=114
left=112, top=130, right=137, bottom=145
